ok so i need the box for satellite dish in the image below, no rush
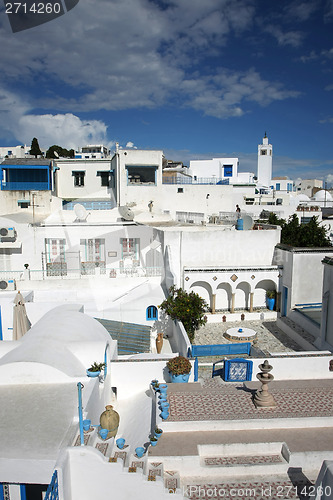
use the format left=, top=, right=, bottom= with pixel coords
left=242, top=215, right=254, bottom=230
left=53, top=150, right=59, bottom=158
left=119, top=206, right=134, bottom=221
left=73, top=203, right=88, bottom=222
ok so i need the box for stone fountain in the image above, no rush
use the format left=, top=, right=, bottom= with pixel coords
left=253, top=360, right=276, bottom=408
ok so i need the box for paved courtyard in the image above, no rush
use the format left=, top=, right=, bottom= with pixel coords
left=194, top=318, right=308, bottom=355
left=166, top=379, right=333, bottom=422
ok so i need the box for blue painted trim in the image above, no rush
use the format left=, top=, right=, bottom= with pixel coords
left=146, top=305, right=158, bottom=321
left=0, top=306, right=2, bottom=341
left=295, top=303, right=322, bottom=308
left=194, top=357, right=198, bottom=382
left=223, top=358, right=253, bottom=382
left=2, top=164, right=50, bottom=169
left=104, top=346, right=108, bottom=377
left=0, top=484, right=4, bottom=500
left=20, top=484, right=27, bottom=500
left=77, top=383, right=84, bottom=446
left=283, top=286, right=288, bottom=317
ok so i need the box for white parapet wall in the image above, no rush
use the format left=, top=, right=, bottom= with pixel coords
left=250, top=354, right=333, bottom=381
left=109, top=357, right=195, bottom=400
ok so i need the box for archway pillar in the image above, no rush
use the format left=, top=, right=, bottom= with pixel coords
left=250, top=292, right=254, bottom=313
left=231, top=293, right=235, bottom=313
left=211, top=293, right=216, bottom=314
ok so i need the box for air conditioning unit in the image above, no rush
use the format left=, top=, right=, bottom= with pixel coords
left=0, top=279, right=16, bottom=291
left=0, top=227, right=15, bottom=238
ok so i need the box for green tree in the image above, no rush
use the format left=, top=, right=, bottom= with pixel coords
left=46, top=145, right=75, bottom=159
left=159, top=286, right=209, bottom=343
left=269, top=212, right=332, bottom=247
left=30, top=137, right=43, bottom=158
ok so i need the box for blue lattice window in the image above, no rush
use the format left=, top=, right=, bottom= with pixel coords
left=146, top=305, right=158, bottom=321
left=224, top=358, right=253, bottom=382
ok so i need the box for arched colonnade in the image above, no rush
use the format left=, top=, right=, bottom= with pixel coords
left=183, top=267, right=279, bottom=313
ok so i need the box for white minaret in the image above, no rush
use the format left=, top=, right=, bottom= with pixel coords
left=257, top=132, right=272, bottom=188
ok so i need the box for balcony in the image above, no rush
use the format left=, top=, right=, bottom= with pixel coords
left=1, top=181, right=50, bottom=191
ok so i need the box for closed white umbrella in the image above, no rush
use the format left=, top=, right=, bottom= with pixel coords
left=13, top=291, right=31, bottom=340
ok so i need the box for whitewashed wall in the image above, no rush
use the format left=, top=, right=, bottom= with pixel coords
left=109, top=357, right=195, bottom=399
left=159, top=226, right=281, bottom=287
left=317, top=258, right=333, bottom=349
left=274, top=247, right=333, bottom=313
left=55, top=159, right=112, bottom=200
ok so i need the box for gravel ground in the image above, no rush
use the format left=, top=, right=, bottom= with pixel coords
left=194, top=319, right=306, bottom=355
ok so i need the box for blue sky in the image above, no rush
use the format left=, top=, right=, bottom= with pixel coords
left=0, top=0, right=333, bottom=184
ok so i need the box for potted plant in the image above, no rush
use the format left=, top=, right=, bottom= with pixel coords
left=166, top=355, right=192, bottom=383
left=266, top=290, right=276, bottom=311
left=86, top=361, right=105, bottom=377
left=154, top=427, right=163, bottom=439
left=150, top=436, right=158, bottom=446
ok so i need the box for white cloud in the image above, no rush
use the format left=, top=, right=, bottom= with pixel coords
left=326, top=174, right=333, bottom=184
left=0, top=86, right=108, bottom=148
left=18, top=114, right=108, bottom=150
left=125, top=142, right=137, bottom=149
left=0, top=0, right=299, bottom=123
left=263, top=25, right=303, bottom=48
left=181, top=69, right=300, bottom=119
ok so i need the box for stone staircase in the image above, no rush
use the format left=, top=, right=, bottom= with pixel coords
left=72, top=428, right=183, bottom=497
left=95, top=318, right=151, bottom=354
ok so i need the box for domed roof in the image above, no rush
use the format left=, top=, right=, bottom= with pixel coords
left=297, top=194, right=310, bottom=202
left=313, top=190, right=333, bottom=201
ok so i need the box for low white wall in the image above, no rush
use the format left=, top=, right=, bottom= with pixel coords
left=250, top=355, right=333, bottom=381
left=168, top=320, right=191, bottom=357
left=109, top=358, right=195, bottom=399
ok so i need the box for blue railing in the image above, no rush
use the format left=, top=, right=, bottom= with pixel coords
left=163, top=177, right=229, bottom=185
left=188, top=343, right=251, bottom=381
left=77, top=383, right=85, bottom=446
left=45, top=471, right=59, bottom=500
left=1, top=181, right=49, bottom=191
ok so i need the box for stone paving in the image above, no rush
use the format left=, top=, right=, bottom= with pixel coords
left=167, top=382, right=333, bottom=421
left=193, top=319, right=308, bottom=355
left=184, top=475, right=315, bottom=500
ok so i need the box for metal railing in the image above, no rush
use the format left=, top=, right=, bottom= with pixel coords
left=163, top=177, right=229, bottom=185
left=1, top=181, right=49, bottom=190
left=0, top=266, right=162, bottom=282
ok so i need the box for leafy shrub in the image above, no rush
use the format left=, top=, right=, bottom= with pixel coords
left=159, top=286, right=208, bottom=342
left=166, top=355, right=192, bottom=375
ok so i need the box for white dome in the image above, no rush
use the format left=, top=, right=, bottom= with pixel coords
left=313, top=190, right=333, bottom=201
left=298, top=194, right=310, bottom=202
left=296, top=194, right=310, bottom=202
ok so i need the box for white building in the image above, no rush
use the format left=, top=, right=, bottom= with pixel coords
left=75, top=145, right=109, bottom=159
left=54, top=158, right=115, bottom=207
left=190, top=157, right=254, bottom=185
left=0, top=144, right=30, bottom=161
left=295, top=179, right=323, bottom=198
left=257, top=133, right=272, bottom=188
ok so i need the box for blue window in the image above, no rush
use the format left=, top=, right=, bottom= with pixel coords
left=224, top=165, right=233, bottom=177
left=276, top=183, right=280, bottom=191
left=146, top=305, right=158, bottom=321
left=287, top=183, right=292, bottom=191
